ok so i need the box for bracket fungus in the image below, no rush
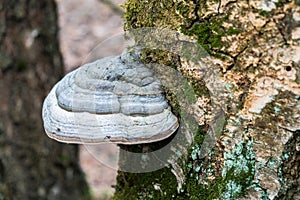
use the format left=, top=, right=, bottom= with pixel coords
left=42, top=49, right=179, bottom=144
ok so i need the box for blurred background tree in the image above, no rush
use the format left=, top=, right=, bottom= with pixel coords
left=0, top=1, right=90, bottom=199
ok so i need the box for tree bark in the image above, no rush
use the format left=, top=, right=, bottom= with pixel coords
left=0, top=1, right=90, bottom=199
left=114, top=0, right=300, bottom=199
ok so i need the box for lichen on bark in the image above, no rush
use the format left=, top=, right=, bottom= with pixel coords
left=114, top=0, right=300, bottom=199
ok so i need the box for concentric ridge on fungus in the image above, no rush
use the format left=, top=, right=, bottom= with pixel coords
left=42, top=49, right=179, bottom=144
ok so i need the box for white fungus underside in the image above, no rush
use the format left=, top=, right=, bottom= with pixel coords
left=42, top=84, right=179, bottom=144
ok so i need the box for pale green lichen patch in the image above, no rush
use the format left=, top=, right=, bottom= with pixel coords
left=218, top=2, right=300, bottom=197
left=176, top=139, right=256, bottom=199
left=221, top=140, right=256, bottom=199
left=232, top=90, right=298, bottom=199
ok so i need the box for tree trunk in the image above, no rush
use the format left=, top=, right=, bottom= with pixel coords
left=114, top=0, right=300, bottom=199
left=0, top=1, right=90, bottom=199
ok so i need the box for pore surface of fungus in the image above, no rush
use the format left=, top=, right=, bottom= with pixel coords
left=42, top=49, right=179, bottom=144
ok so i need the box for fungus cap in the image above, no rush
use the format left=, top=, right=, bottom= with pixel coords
left=42, top=49, right=179, bottom=144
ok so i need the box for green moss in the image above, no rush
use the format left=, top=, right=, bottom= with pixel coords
left=175, top=2, right=190, bottom=16
left=122, top=0, right=179, bottom=29
left=183, top=172, right=226, bottom=200
left=113, top=117, right=207, bottom=200
left=181, top=22, right=210, bottom=52
left=181, top=15, right=240, bottom=55
left=140, top=48, right=180, bottom=70
left=227, top=27, right=240, bottom=35
left=124, top=0, right=241, bottom=59
left=191, top=78, right=211, bottom=98
left=257, top=10, right=270, bottom=17
left=163, top=86, right=181, bottom=117
left=113, top=168, right=178, bottom=200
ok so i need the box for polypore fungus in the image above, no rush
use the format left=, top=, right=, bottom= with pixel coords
left=42, top=49, right=179, bottom=144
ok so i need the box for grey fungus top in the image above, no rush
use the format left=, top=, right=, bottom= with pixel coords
left=42, top=49, right=179, bottom=144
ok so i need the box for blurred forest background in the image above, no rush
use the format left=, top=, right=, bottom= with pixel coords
left=0, top=0, right=123, bottom=199
left=56, top=0, right=124, bottom=199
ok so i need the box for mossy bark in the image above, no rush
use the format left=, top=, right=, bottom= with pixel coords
left=0, top=1, right=90, bottom=199
left=114, top=0, right=300, bottom=199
